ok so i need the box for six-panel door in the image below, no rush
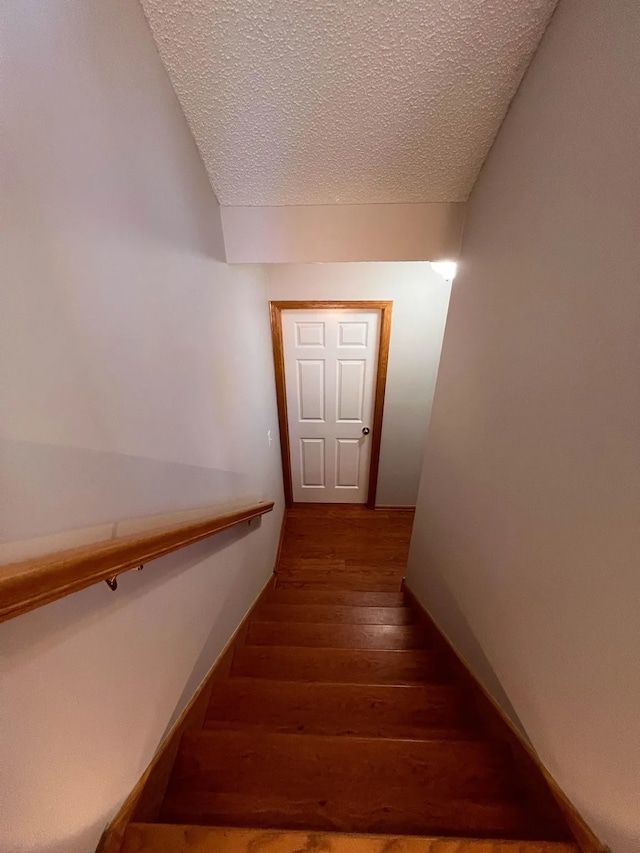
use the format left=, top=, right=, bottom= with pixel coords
left=282, top=309, right=380, bottom=503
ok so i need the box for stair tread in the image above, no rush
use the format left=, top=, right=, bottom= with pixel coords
left=160, top=731, right=562, bottom=838
left=246, top=621, right=430, bottom=650
left=276, top=578, right=402, bottom=592
left=280, top=542, right=410, bottom=564
left=204, top=679, right=479, bottom=738
left=255, top=603, right=419, bottom=624
left=276, top=563, right=402, bottom=592
left=267, top=589, right=408, bottom=607
left=123, top=823, right=580, bottom=853
left=230, top=646, right=448, bottom=684
left=160, top=791, right=552, bottom=839
left=167, top=730, right=522, bottom=800
left=278, top=563, right=402, bottom=576
left=120, top=506, right=576, bottom=849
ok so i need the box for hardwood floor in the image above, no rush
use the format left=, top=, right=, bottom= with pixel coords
left=122, top=505, right=576, bottom=851
left=278, top=505, right=414, bottom=581
left=203, top=680, right=480, bottom=739
left=122, top=824, right=579, bottom=853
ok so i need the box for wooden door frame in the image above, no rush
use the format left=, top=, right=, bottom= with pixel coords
left=269, top=300, right=393, bottom=509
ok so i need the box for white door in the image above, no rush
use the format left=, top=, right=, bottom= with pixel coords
left=282, top=308, right=380, bottom=503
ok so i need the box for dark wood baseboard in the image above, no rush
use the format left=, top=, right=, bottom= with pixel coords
left=374, top=505, right=416, bottom=512
left=288, top=503, right=414, bottom=512
left=402, top=584, right=607, bottom=853
left=290, top=502, right=369, bottom=508
left=274, top=508, right=288, bottom=569
left=95, top=574, right=276, bottom=853
left=122, top=824, right=582, bottom=853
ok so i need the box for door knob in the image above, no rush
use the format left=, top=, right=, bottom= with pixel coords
left=362, top=427, right=370, bottom=435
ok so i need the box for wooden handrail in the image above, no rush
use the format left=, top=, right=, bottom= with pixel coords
left=0, top=501, right=274, bottom=624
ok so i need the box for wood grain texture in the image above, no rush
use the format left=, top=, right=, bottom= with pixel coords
left=270, top=302, right=294, bottom=506
left=269, top=301, right=392, bottom=509
left=168, top=730, right=520, bottom=800
left=276, top=566, right=402, bottom=591
left=277, top=507, right=414, bottom=582
left=254, top=603, right=419, bottom=624
left=367, top=301, right=392, bottom=507
left=1, top=501, right=274, bottom=624
left=121, top=824, right=580, bottom=853
left=160, top=791, right=546, bottom=840
left=160, top=722, right=545, bottom=837
left=287, top=504, right=413, bottom=517
left=270, top=302, right=396, bottom=311
left=374, top=506, right=418, bottom=511
left=204, top=679, right=478, bottom=738
left=230, top=645, right=447, bottom=684
left=274, top=508, right=288, bottom=571
left=246, top=620, right=430, bottom=649
left=99, top=506, right=584, bottom=852
left=267, top=589, right=408, bottom=607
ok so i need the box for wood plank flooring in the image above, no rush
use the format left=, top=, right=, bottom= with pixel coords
left=255, top=602, right=419, bottom=624
left=230, top=645, right=447, bottom=684
left=122, top=824, right=579, bottom=853
left=148, top=506, right=575, bottom=847
left=246, top=620, right=430, bottom=649
left=203, top=680, right=479, bottom=738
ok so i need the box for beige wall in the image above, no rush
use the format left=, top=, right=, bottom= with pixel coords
left=406, top=2, right=640, bottom=851
left=0, top=1, right=283, bottom=851
left=267, top=263, right=452, bottom=506
left=222, top=203, right=466, bottom=263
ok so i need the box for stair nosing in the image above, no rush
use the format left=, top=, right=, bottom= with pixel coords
left=212, top=676, right=456, bottom=688
left=227, top=679, right=448, bottom=686
left=181, top=729, right=495, bottom=748
left=248, top=619, right=423, bottom=626
left=207, top=674, right=463, bottom=694
left=125, top=823, right=580, bottom=849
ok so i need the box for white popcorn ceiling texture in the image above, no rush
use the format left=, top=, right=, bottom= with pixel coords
left=140, top=0, right=558, bottom=205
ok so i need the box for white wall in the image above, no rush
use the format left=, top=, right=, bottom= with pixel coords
left=0, top=2, right=283, bottom=851
left=406, top=2, right=640, bottom=851
left=222, top=203, right=465, bottom=263
left=267, top=263, right=451, bottom=506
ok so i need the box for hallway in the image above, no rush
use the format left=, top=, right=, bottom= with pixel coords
left=3, top=1, right=636, bottom=849
left=276, top=505, right=415, bottom=590
left=122, top=506, right=575, bottom=850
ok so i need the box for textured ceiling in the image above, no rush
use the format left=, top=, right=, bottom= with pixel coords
left=140, top=0, right=558, bottom=206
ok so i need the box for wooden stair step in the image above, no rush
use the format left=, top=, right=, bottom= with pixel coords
left=284, top=516, right=412, bottom=532
left=277, top=558, right=347, bottom=572
left=278, top=561, right=402, bottom=576
left=280, top=543, right=409, bottom=563
left=230, top=646, right=447, bottom=684
left=113, top=507, right=578, bottom=853
left=255, top=602, right=419, bottom=625
left=267, top=589, right=407, bottom=607
left=159, top=730, right=558, bottom=838
left=286, top=505, right=413, bottom=519
left=159, top=789, right=558, bottom=839
left=166, top=730, right=520, bottom=801
left=204, top=679, right=479, bottom=738
left=282, top=532, right=412, bottom=548
left=122, top=823, right=580, bottom=853
left=276, top=569, right=401, bottom=592
left=280, top=535, right=410, bottom=552
left=246, top=621, right=430, bottom=650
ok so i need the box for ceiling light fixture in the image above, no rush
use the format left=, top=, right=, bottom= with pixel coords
left=431, top=261, right=458, bottom=282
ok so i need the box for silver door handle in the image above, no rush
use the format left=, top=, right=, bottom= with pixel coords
left=362, top=427, right=370, bottom=435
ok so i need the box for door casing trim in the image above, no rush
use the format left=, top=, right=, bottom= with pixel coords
left=269, top=300, right=393, bottom=509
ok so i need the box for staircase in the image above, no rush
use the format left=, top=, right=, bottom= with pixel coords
left=119, top=507, right=579, bottom=853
